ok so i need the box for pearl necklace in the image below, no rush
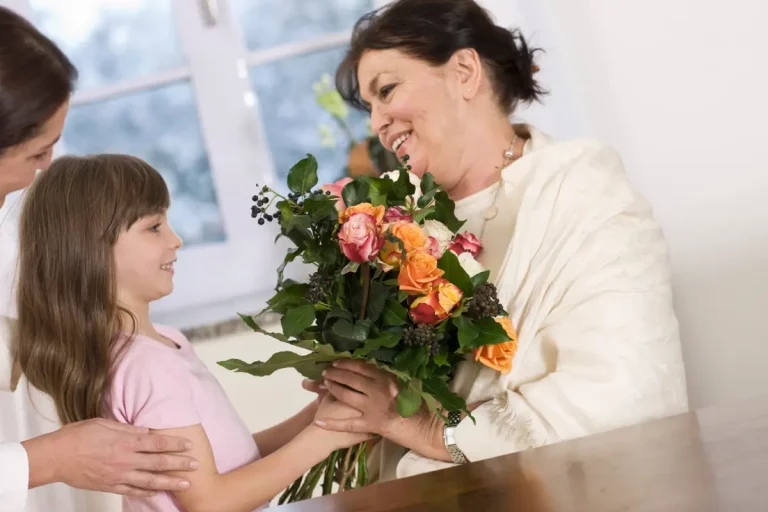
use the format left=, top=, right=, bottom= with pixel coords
left=477, top=134, right=522, bottom=241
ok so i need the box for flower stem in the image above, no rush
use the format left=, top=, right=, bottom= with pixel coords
left=337, top=445, right=357, bottom=491
left=279, top=475, right=303, bottom=505
left=360, top=264, right=371, bottom=320
left=322, top=449, right=340, bottom=495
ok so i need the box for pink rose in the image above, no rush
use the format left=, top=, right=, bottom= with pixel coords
left=426, top=236, right=442, bottom=258
left=449, top=232, right=482, bottom=257
left=338, top=212, right=384, bottom=263
left=383, top=206, right=412, bottom=224
left=321, top=177, right=353, bottom=211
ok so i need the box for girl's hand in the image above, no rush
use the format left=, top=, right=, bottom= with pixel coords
left=309, top=395, right=371, bottom=451
left=301, top=378, right=328, bottom=405
left=316, top=360, right=403, bottom=437
left=316, top=359, right=453, bottom=462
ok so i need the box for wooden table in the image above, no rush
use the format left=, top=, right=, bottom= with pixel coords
left=278, top=396, right=768, bottom=511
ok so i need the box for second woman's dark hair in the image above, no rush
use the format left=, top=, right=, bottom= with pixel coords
left=337, top=0, right=545, bottom=114
left=0, top=6, right=77, bottom=154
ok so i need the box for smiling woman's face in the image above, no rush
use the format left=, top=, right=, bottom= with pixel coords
left=358, top=48, right=471, bottom=190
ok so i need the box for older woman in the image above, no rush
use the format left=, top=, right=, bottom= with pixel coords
left=315, top=0, right=688, bottom=481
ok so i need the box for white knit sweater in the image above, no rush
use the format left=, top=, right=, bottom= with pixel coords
left=377, top=126, right=688, bottom=480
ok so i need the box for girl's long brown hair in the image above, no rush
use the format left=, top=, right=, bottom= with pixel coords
left=14, top=154, right=170, bottom=424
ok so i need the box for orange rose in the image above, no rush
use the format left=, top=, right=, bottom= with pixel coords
left=473, top=317, right=518, bottom=374
left=339, top=203, right=385, bottom=225
left=379, top=241, right=403, bottom=271
left=398, top=251, right=444, bottom=294
left=379, top=222, right=429, bottom=270
left=409, top=279, right=463, bottom=324
left=391, top=222, right=429, bottom=253
left=435, top=279, right=463, bottom=315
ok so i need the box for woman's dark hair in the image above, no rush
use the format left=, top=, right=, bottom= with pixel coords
left=0, top=6, right=77, bottom=154
left=337, top=0, right=545, bottom=114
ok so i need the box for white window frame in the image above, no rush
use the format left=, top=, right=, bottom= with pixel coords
left=2, top=0, right=379, bottom=328
left=2, top=0, right=538, bottom=328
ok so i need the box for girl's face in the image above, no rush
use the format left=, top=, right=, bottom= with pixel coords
left=113, top=211, right=182, bottom=308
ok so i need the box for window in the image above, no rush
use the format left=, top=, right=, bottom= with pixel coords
left=2, top=0, right=382, bottom=326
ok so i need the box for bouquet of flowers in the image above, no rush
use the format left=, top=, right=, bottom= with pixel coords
left=219, top=154, right=517, bottom=503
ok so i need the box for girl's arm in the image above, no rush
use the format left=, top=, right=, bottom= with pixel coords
left=159, top=399, right=366, bottom=512
left=251, top=401, right=317, bottom=457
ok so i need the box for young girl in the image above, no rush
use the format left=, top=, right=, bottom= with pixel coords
left=14, top=154, right=368, bottom=512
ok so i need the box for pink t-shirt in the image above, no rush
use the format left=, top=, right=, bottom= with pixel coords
left=108, top=325, right=262, bottom=512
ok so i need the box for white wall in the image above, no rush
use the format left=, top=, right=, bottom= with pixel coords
left=194, top=325, right=313, bottom=433
left=509, top=0, right=768, bottom=408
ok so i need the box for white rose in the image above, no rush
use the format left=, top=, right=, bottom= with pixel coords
left=458, top=252, right=486, bottom=278
left=421, top=220, right=453, bottom=256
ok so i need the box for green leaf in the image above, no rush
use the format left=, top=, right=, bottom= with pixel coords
left=381, top=299, right=408, bottom=326
left=284, top=214, right=312, bottom=239
left=422, top=377, right=468, bottom=412
left=342, top=261, right=360, bottom=275
left=432, top=351, right=450, bottom=367
left=366, top=281, right=390, bottom=322
left=325, top=319, right=369, bottom=352
left=417, top=189, right=439, bottom=209
left=471, top=270, right=491, bottom=291
left=342, top=178, right=371, bottom=207
left=394, top=346, right=428, bottom=375
left=412, top=207, right=435, bottom=224
left=389, top=170, right=416, bottom=202
left=397, top=381, right=423, bottom=417
left=318, top=245, right=338, bottom=266
left=420, top=173, right=438, bottom=194
left=421, top=392, right=448, bottom=422
left=459, top=317, right=510, bottom=350
left=397, top=290, right=409, bottom=303
left=353, top=332, right=401, bottom=357
left=218, top=351, right=334, bottom=381
left=275, top=248, right=303, bottom=290
left=433, top=191, right=465, bottom=233
left=281, top=304, right=316, bottom=337
left=303, top=194, right=336, bottom=222
left=453, top=316, right=480, bottom=349
left=365, top=347, right=399, bottom=363
left=237, top=313, right=291, bottom=343
left=417, top=174, right=439, bottom=209
left=437, top=250, right=473, bottom=296
left=368, top=177, right=392, bottom=207
left=324, top=307, right=354, bottom=324
left=267, top=281, right=309, bottom=314
left=287, top=155, right=319, bottom=195
left=238, top=312, right=260, bottom=332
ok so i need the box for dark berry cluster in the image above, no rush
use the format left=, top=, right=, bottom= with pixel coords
left=305, top=272, right=332, bottom=303
left=467, top=283, right=504, bottom=320
left=403, top=324, right=440, bottom=356
left=250, top=184, right=281, bottom=226
left=286, top=189, right=330, bottom=208
left=400, top=154, right=413, bottom=172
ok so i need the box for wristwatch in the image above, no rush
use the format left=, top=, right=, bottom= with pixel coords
left=443, top=410, right=469, bottom=464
